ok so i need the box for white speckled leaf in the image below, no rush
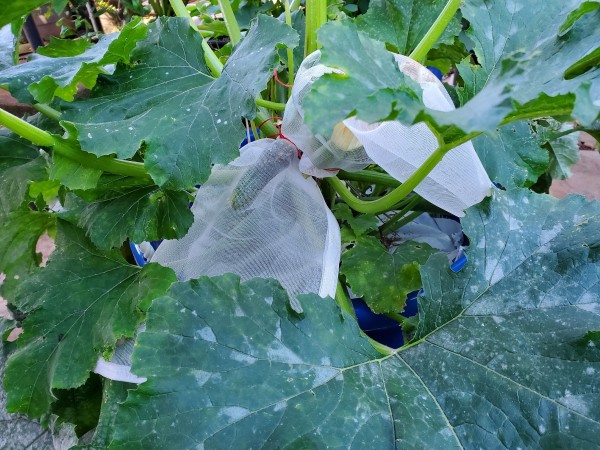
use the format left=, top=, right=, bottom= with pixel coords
left=60, top=16, right=298, bottom=189
left=0, top=19, right=147, bottom=104
left=457, top=0, right=600, bottom=126
left=108, top=189, right=600, bottom=449
left=472, top=121, right=549, bottom=189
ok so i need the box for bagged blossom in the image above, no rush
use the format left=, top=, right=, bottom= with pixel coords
left=284, top=51, right=493, bottom=217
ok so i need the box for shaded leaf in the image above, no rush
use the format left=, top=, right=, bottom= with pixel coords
left=62, top=175, right=193, bottom=249
left=74, top=380, right=136, bottom=449
left=50, top=374, right=103, bottom=437
left=355, top=0, right=461, bottom=54
left=1, top=319, right=54, bottom=450
left=107, top=189, right=600, bottom=447
left=0, top=18, right=148, bottom=103
left=0, top=128, right=48, bottom=215
left=333, top=203, right=378, bottom=237
left=0, top=0, right=46, bottom=29
left=341, top=236, right=435, bottom=313
left=424, top=37, right=469, bottom=75
left=3, top=220, right=177, bottom=418
left=472, top=121, right=549, bottom=188
left=535, top=120, right=580, bottom=180
left=61, top=16, right=298, bottom=189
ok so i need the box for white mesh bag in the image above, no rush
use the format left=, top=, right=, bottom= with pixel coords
left=151, top=138, right=340, bottom=298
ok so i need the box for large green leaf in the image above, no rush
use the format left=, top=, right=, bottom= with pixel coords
left=472, top=121, right=550, bottom=188
left=355, top=0, right=461, bottom=55
left=0, top=127, right=48, bottom=216
left=1, top=321, right=54, bottom=450
left=106, top=189, right=599, bottom=448
left=341, top=236, right=435, bottom=313
left=62, top=175, right=193, bottom=250
left=0, top=18, right=147, bottom=103
left=304, top=20, right=424, bottom=137
left=75, top=380, right=135, bottom=449
left=60, top=16, right=298, bottom=189
left=3, top=220, right=176, bottom=418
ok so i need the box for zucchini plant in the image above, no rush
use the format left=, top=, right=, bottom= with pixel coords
left=0, top=0, right=599, bottom=448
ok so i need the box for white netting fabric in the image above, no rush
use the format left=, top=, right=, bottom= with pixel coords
left=150, top=138, right=340, bottom=299
left=94, top=138, right=340, bottom=383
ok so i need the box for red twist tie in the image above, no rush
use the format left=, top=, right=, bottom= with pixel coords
left=273, top=68, right=293, bottom=88
left=255, top=115, right=301, bottom=159
left=278, top=134, right=300, bottom=157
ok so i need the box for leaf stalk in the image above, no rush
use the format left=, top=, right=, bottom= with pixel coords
left=169, top=0, right=224, bottom=76
left=409, top=0, right=461, bottom=63
left=218, top=0, right=242, bottom=46
left=327, top=144, right=451, bottom=214
left=0, top=107, right=150, bottom=180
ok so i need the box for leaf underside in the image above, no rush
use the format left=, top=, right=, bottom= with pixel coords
left=62, top=175, right=193, bottom=250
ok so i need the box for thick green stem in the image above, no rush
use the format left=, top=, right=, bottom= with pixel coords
left=384, top=312, right=406, bottom=325
left=0, top=107, right=55, bottom=146
left=409, top=0, right=461, bottom=63
left=0, top=107, right=149, bottom=179
left=284, top=0, right=295, bottom=97
left=379, top=195, right=421, bottom=235
left=337, top=169, right=401, bottom=188
left=327, top=145, right=450, bottom=214
left=305, top=0, right=327, bottom=56
left=383, top=210, right=423, bottom=235
left=254, top=111, right=280, bottom=137
left=218, top=0, right=242, bottom=46
left=149, top=0, right=164, bottom=16
left=33, top=104, right=62, bottom=121
left=53, top=138, right=150, bottom=179
left=335, top=280, right=355, bottom=318
left=170, top=0, right=223, bottom=76
left=255, top=98, right=286, bottom=111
